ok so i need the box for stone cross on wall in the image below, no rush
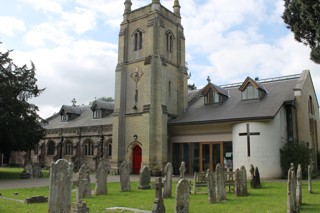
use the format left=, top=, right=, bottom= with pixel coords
left=239, top=123, right=260, bottom=157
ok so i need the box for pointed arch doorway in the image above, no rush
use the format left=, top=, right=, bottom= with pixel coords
left=132, top=145, right=142, bottom=174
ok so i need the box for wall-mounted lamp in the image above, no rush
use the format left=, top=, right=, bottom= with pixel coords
left=133, top=134, right=138, bottom=140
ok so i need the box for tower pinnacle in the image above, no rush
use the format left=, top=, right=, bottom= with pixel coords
left=151, top=0, right=160, bottom=11
left=123, top=0, right=132, bottom=20
left=173, top=0, right=181, bottom=16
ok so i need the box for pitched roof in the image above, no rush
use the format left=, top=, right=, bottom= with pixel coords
left=239, top=76, right=266, bottom=92
left=90, top=100, right=114, bottom=111
left=201, top=83, right=229, bottom=97
left=169, top=74, right=300, bottom=125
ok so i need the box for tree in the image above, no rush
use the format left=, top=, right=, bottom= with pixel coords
left=282, top=0, right=320, bottom=64
left=0, top=48, right=45, bottom=155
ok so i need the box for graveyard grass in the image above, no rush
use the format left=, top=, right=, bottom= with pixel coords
left=0, top=180, right=320, bottom=212
left=0, top=167, right=49, bottom=180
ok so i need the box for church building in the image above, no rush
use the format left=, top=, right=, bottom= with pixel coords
left=11, top=0, right=319, bottom=179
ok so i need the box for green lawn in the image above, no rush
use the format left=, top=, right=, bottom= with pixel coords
left=0, top=167, right=49, bottom=180
left=0, top=180, right=319, bottom=212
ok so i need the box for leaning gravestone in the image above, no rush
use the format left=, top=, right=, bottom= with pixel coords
left=215, top=163, right=226, bottom=201
left=175, top=179, right=190, bottom=213
left=249, top=164, right=254, bottom=179
left=179, top=162, right=186, bottom=180
left=24, top=160, right=33, bottom=178
left=78, top=164, right=91, bottom=197
left=308, top=165, right=312, bottom=193
left=32, top=163, right=43, bottom=178
left=95, top=159, right=111, bottom=195
left=296, top=164, right=302, bottom=208
left=48, top=159, right=73, bottom=213
left=251, top=166, right=261, bottom=189
left=119, top=161, right=131, bottom=191
left=287, top=166, right=296, bottom=213
left=152, top=177, right=165, bottom=213
left=207, top=170, right=217, bottom=203
left=138, top=166, right=151, bottom=189
left=163, top=162, right=173, bottom=198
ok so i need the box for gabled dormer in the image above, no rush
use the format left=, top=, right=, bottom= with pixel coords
left=201, top=77, right=228, bottom=104
left=239, top=77, right=266, bottom=100
left=59, top=105, right=82, bottom=122
left=90, top=100, right=114, bottom=119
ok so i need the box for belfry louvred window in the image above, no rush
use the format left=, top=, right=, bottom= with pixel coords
left=134, top=30, right=143, bottom=50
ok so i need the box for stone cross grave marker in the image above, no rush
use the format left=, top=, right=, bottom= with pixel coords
left=163, top=162, right=173, bottom=198
left=179, top=161, right=186, bottom=180
left=78, top=163, right=91, bottom=197
left=138, top=166, right=151, bottom=189
left=296, top=164, right=302, bottom=208
left=48, top=159, right=73, bottom=213
left=120, top=161, right=131, bottom=191
left=95, top=158, right=111, bottom=195
left=175, top=179, right=190, bottom=213
left=71, top=178, right=89, bottom=213
left=152, top=177, right=165, bottom=213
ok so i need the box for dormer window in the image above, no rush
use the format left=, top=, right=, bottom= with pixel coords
left=93, top=109, right=102, bottom=119
left=134, top=29, right=143, bottom=51
left=201, top=78, right=228, bottom=105
left=239, top=77, right=266, bottom=101
left=61, top=114, right=68, bottom=122
left=241, top=84, right=259, bottom=100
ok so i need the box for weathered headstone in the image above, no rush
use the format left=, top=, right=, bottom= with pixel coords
left=308, top=165, right=312, bottom=193
left=78, top=163, right=91, bottom=197
left=24, top=160, right=33, bottom=178
left=95, top=159, right=111, bottom=195
left=72, top=178, right=90, bottom=213
left=191, top=172, right=197, bottom=194
left=287, top=166, right=296, bottom=213
left=240, top=166, right=248, bottom=196
left=251, top=166, right=261, bottom=189
left=249, top=164, right=254, bottom=179
left=152, top=177, right=165, bottom=213
left=207, top=170, right=216, bottom=203
left=163, top=162, right=173, bottom=198
left=175, top=179, right=190, bottom=213
left=48, top=159, right=73, bottom=213
left=234, top=168, right=241, bottom=196
left=179, top=162, right=186, bottom=180
left=32, top=163, right=43, bottom=178
left=215, top=163, right=226, bottom=201
left=296, top=164, right=302, bottom=208
left=119, top=161, right=131, bottom=191
left=138, top=166, right=151, bottom=189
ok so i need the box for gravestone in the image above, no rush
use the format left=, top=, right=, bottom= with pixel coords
left=48, top=159, right=73, bottom=213
left=252, top=167, right=261, bottom=189
left=207, top=170, right=216, bottom=203
left=163, top=162, right=173, bottom=198
left=296, top=164, right=302, bottom=208
left=119, top=161, right=131, bottom=191
left=175, top=179, right=190, bottom=213
left=234, top=168, right=241, bottom=196
left=78, top=164, right=91, bottom=197
left=287, top=166, right=296, bottom=213
left=24, top=160, right=33, bottom=178
left=72, top=178, right=90, bottom=213
left=215, top=163, right=226, bottom=201
left=32, top=163, right=43, bottom=178
left=240, top=166, right=248, bottom=196
left=249, top=164, right=254, bottom=178
left=95, top=158, right=111, bottom=195
left=138, top=166, right=151, bottom=189
left=25, top=196, right=47, bottom=204
left=152, top=177, right=165, bottom=213
left=308, top=165, right=312, bottom=193
left=179, top=162, right=186, bottom=180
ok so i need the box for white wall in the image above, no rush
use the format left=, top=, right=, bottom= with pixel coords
left=232, top=107, right=287, bottom=179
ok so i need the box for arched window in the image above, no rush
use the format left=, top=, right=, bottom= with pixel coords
left=308, top=96, right=314, bottom=115
left=47, top=140, right=55, bottom=155
left=134, top=30, right=143, bottom=51
left=166, top=31, right=173, bottom=52
left=83, top=139, right=94, bottom=156
left=65, top=141, right=73, bottom=155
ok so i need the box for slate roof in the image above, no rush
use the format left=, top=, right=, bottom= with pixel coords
left=43, top=103, right=114, bottom=129
left=170, top=74, right=300, bottom=125
left=90, top=100, right=114, bottom=111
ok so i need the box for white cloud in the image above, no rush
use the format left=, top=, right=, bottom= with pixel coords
left=21, top=0, right=63, bottom=13
left=0, top=16, right=26, bottom=36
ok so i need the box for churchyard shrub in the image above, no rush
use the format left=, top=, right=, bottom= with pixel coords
left=280, top=141, right=311, bottom=178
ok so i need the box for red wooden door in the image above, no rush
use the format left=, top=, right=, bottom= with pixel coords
left=132, top=146, right=142, bottom=174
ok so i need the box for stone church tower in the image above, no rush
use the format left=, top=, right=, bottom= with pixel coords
left=112, top=0, right=188, bottom=174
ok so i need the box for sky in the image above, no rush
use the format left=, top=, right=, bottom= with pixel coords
left=0, top=0, right=319, bottom=119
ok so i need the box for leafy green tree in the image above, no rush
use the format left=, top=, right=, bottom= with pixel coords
left=0, top=48, right=45, bottom=155
left=282, top=0, right=320, bottom=64
left=188, top=83, right=197, bottom=91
